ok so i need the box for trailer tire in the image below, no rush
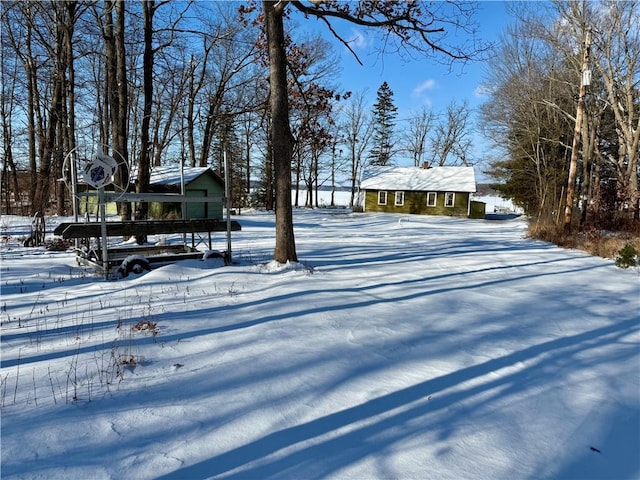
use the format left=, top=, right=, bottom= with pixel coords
left=118, top=255, right=151, bottom=278
left=203, top=250, right=224, bottom=261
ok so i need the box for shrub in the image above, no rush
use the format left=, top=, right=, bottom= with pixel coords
left=529, top=217, right=640, bottom=264
left=45, top=238, right=72, bottom=251
left=615, top=243, right=639, bottom=269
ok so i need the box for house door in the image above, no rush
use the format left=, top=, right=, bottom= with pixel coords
left=186, top=189, right=207, bottom=219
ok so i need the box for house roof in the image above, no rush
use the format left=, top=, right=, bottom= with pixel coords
left=360, top=166, right=476, bottom=193
left=129, top=165, right=223, bottom=187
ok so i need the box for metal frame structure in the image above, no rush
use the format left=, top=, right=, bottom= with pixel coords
left=61, top=148, right=239, bottom=279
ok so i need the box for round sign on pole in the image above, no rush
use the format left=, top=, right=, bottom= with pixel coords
left=62, top=145, right=129, bottom=205
left=80, top=153, right=119, bottom=188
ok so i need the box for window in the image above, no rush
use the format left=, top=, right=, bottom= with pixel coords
left=378, top=191, right=387, bottom=205
left=395, top=191, right=404, bottom=206
left=445, top=192, right=455, bottom=207
left=426, top=192, right=437, bottom=207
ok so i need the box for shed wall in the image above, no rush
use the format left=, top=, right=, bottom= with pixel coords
left=150, top=174, right=224, bottom=219
left=80, top=173, right=224, bottom=220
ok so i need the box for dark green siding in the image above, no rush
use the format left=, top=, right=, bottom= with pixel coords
left=364, top=190, right=471, bottom=217
left=151, top=174, right=224, bottom=219
left=185, top=174, right=224, bottom=219
left=469, top=200, right=486, bottom=219
left=81, top=172, right=224, bottom=219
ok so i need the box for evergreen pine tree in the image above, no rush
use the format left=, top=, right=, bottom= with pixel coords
left=369, top=81, right=398, bottom=166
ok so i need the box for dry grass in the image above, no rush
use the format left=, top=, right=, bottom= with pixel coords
left=577, top=230, right=640, bottom=259
left=528, top=218, right=640, bottom=261
left=132, top=320, right=159, bottom=336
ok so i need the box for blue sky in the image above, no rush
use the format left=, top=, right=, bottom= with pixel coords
left=336, top=2, right=510, bottom=112
left=299, top=1, right=515, bottom=173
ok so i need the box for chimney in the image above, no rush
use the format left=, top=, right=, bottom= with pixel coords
left=422, top=162, right=430, bottom=169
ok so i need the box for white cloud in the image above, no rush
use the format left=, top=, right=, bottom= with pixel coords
left=473, top=84, right=492, bottom=98
left=412, top=79, right=437, bottom=96
left=347, top=28, right=372, bottom=49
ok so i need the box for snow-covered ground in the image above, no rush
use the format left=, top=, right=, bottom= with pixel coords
left=1, top=209, right=638, bottom=479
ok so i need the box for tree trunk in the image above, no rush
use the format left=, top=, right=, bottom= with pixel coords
left=199, top=100, right=218, bottom=167
left=580, top=110, right=598, bottom=226
left=294, top=146, right=301, bottom=207
left=34, top=6, right=66, bottom=216
left=313, top=150, right=319, bottom=208
left=104, top=1, right=117, bottom=150
left=186, top=55, right=197, bottom=167
left=350, top=138, right=357, bottom=208
left=136, top=0, right=153, bottom=227
left=60, top=0, right=78, bottom=217
left=113, top=0, right=130, bottom=220
left=263, top=1, right=297, bottom=263
left=55, top=100, right=66, bottom=216
left=244, top=119, right=251, bottom=200
left=0, top=47, right=20, bottom=212
left=33, top=73, right=62, bottom=215
left=563, top=29, right=590, bottom=234
left=23, top=5, right=38, bottom=212
left=264, top=118, right=274, bottom=211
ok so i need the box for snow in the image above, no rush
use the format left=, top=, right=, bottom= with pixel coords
left=1, top=209, right=639, bottom=480
left=360, top=166, right=477, bottom=192
left=472, top=195, right=524, bottom=215
left=130, top=165, right=213, bottom=186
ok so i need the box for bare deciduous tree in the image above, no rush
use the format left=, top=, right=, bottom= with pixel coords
left=0, top=4, right=20, bottom=213
left=263, top=0, right=487, bottom=262
left=341, top=91, right=374, bottom=208
left=404, top=107, right=436, bottom=167
left=431, top=100, right=473, bottom=166
left=482, top=0, right=638, bottom=226
left=579, top=1, right=639, bottom=218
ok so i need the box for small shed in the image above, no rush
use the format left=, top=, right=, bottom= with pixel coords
left=360, top=165, right=484, bottom=218
left=76, top=165, right=225, bottom=219
left=146, top=166, right=225, bottom=220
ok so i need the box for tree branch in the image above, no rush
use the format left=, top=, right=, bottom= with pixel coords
left=289, top=1, right=484, bottom=63
left=317, top=15, right=363, bottom=66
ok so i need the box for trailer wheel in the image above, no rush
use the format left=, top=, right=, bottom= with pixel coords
left=203, top=250, right=224, bottom=261
left=118, top=255, right=151, bottom=278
